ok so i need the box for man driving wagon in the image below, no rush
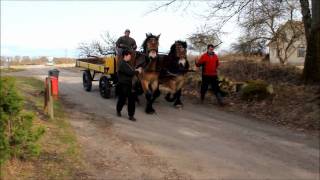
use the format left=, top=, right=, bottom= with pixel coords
left=116, top=29, right=137, bottom=68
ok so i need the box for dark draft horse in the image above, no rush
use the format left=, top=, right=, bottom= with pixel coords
left=131, top=36, right=189, bottom=113
left=159, top=40, right=189, bottom=107
left=132, top=33, right=161, bottom=114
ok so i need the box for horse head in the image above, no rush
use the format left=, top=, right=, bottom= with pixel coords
left=137, top=33, right=161, bottom=72
left=169, top=40, right=187, bottom=67
left=142, top=33, right=160, bottom=58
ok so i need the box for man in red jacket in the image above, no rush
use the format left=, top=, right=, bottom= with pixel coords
left=196, top=44, right=224, bottom=106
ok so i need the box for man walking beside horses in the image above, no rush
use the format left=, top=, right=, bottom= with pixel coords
left=116, top=49, right=142, bottom=121
left=196, top=44, right=224, bottom=106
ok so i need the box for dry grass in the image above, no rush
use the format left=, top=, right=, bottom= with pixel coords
left=226, top=84, right=319, bottom=132
left=219, top=60, right=303, bottom=85
left=219, top=53, right=266, bottom=62
left=183, top=58, right=319, bottom=133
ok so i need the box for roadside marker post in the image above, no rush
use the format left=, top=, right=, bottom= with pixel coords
left=44, top=69, right=60, bottom=119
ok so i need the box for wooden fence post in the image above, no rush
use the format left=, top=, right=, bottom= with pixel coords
left=48, top=77, right=54, bottom=119
left=44, top=77, right=48, bottom=112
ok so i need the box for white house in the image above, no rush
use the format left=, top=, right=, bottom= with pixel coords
left=268, top=21, right=306, bottom=65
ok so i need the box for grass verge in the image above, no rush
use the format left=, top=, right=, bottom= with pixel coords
left=1, top=76, right=87, bottom=179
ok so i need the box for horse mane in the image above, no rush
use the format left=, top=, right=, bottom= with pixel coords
left=168, top=40, right=187, bottom=57
left=141, top=33, right=159, bottom=53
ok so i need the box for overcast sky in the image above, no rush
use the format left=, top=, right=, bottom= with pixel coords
left=1, top=1, right=241, bottom=58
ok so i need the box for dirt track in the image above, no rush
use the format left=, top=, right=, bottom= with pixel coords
left=5, top=65, right=320, bottom=179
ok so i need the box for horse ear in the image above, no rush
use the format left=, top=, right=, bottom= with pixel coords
left=157, top=34, right=161, bottom=39
left=146, top=33, right=148, bottom=37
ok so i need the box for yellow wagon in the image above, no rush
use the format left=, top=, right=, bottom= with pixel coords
left=76, top=53, right=117, bottom=98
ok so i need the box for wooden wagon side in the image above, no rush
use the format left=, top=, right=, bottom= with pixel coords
left=76, top=54, right=118, bottom=98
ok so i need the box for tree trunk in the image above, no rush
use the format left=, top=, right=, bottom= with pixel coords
left=300, top=0, right=320, bottom=84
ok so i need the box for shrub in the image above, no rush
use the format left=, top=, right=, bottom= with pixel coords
left=0, top=77, right=44, bottom=164
left=240, top=80, right=272, bottom=101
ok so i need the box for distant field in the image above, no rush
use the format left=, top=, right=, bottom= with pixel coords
left=0, top=57, right=76, bottom=66
left=0, top=67, right=26, bottom=73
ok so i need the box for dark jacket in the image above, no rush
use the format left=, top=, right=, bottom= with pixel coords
left=116, top=36, right=137, bottom=50
left=196, top=52, right=219, bottom=76
left=117, top=60, right=136, bottom=86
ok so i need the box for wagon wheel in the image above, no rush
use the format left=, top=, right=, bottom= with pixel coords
left=99, top=76, right=112, bottom=98
left=83, top=70, right=92, bottom=91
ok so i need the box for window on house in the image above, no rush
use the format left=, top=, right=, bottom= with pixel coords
left=297, top=47, right=306, bottom=57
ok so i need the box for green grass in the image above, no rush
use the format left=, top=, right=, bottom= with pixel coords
left=2, top=76, right=85, bottom=179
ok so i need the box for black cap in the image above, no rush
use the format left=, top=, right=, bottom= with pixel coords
left=207, top=44, right=214, bottom=49
left=122, top=49, right=131, bottom=56
left=125, top=29, right=130, bottom=33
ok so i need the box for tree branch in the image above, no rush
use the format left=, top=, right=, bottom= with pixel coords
left=144, top=0, right=178, bottom=15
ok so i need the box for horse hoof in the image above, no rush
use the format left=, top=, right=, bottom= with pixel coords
left=174, top=104, right=183, bottom=109
left=165, top=94, right=175, bottom=102
left=165, top=95, right=171, bottom=102
left=145, top=108, right=156, bottom=114
left=146, top=110, right=155, bottom=114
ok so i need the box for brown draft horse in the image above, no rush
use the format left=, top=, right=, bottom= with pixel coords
left=159, top=40, right=189, bottom=107
left=132, top=33, right=161, bottom=114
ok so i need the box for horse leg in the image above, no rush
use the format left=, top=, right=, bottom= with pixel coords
left=173, top=89, right=183, bottom=107
left=164, top=80, right=177, bottom=102
left=132, top=78, right=142, bottom=105
left=145, top=90, right=155, bottom=114
left=148, top=79, right=159, bottom=101
left=147, top=79, right=160, bottom=113
left=134, top=93, right=140, bottom=105
left=141, top=79, right=154, bottom=114
left=174, top=76, right=185, bottom=107
left=153, top=86, right=161, bottom=100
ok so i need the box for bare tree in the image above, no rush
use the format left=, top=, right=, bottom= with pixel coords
left=239, top=0, right=304, bottom=64
left=300, top=0, right=320, bottom=83
left=152, top=0, right=319, bottom=83
left=78, top=42, right=97, bottom=57
left=231, top=36, right=266, bottom=55
left=187, top=25, right=222, bottom=54
left=78, top=31, right=117, bottom=57
left=100, top=31, right=117, bottom=52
